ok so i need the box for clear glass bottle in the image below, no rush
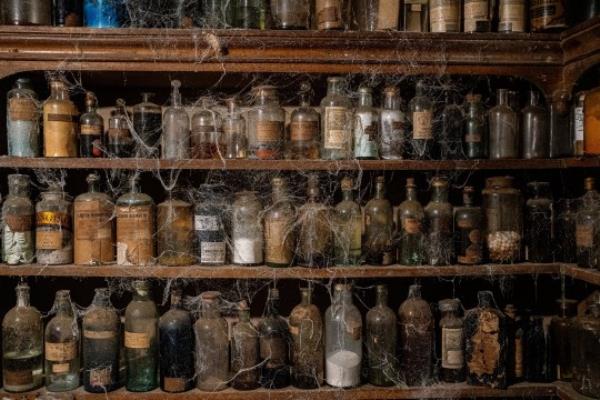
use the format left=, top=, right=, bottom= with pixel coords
left=489, top=89, right=519, bottom=159
left=366, top=284, right=397, bottom=387
left=43, top=79, right=78, bottom=157
left=525, top=182, right=553, bottom=263
left=379, top=85, right=406, bottom=160
left=364, top=176, right=394, bottom=265
left=576, top=177, right=600, bottom=269
left=573, top=92, right=585, bottom=157
left=247, top=85, right=285, bottom=160
left=82, top=288, right=120, bottom=393
left=556, top=198, right=577, bottom=263
left=321, top=77, right=353, bottom=160
left=35, top=185, right=73, bottom=265
left=409, top=80, right=434, bottom=160
left=7, top=77, right=40, bottom=157
left=157, top=197, right=194, bottom=266
left=571, top=293, right=600, bottom=398
left=454, top=186, right=483, bottom=265
left=463, top=93, right=488, bottom=159
left=403, top=0, right=429, bottom=31
left=259, top=288, right=290, bottom=388
left=2, top=174, right=34, bottom=265
left=353, top=0, right=400, bottom=30
left=439, top=298, right=465, bottom=383
left=398, top=284, right=433, bottom=386
left=333, top=177, right=362, bottom=265
left=232, top=191, right=263, bottom=265
left=522, top=90, right=549, bottom=159
left=195, top=184, right=227, bottom=266
left=195, top=291, right=230, bottom=392
left=498, top=0, right=526, bottom=32
left=430, top=0, right=460, bottom=31
left=223, top=97, right=248, bottom=159
left=264, top=177, right=295, bottom=268
left=125, top=280, right=158, bottom=392
left=396, top=177, right=425, bottom=265
left=438, top=91, right=464, bottom=160
left=2, top=283, right=43, bottom=393
left=353, top=86, right=379, bottom=159
left=79, top=91, right=104, bottom=158
left=233, top=0, right=268, bottom=29
left=463, top=0, right=491, bottom=32
left=133, top=92, right=162, bottom=158
left=315, top=0, right=349, bottom=29
left=530, top=0, right=568, bottom=31
left=325, top=283, right=362, bottom=388
left=424, top=177, right=453, bottom=266
left=550, top=298, right=577, bottom=381
left=549, top=90, right=572, bottom=158
left=288, top=82, right=320, bottom=160
left=159, top=288, right=194, bottom=393
left=116, top=176, right=154, bottom=266
left=271, top=0, right=310, bottom=28
left=231, top=301, right=260, bottom=390
left=83, top=0, right=122, bottom=28
left=297, top=175, right=332, bottom=267
left=162, top=80, right=190, bottom=160
left=53, top=0, right=82, bottom=26
left=108, top=99, right=133, bottom=158
left=45, top=290, right=80, bottom=392
left=1, top=0, right=51, bottom=25
left=191, top=98, right=223, bottom=159
left=289, top=287, right=324, bottom=389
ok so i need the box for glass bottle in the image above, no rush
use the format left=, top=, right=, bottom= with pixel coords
left=439, top=298, right=465, bottom=383
left=259, top=288, right=290, bottom=388
left=157, top=197, right=194, bottom=266
left=403, top=0, right=429, bottom=31
left=79, top=91, right=104, bottom=158
left=289, top=287, right=324, bottom=389
left=379, top=85, right=406, bottom=160
left=195, top=184, right=227, bottom=266
left=1, top=0, right=51, bottom=25
left=438, top=91, right=464, bottom=160
left=116, top=176, right=154, bottom=266
left=7, top=77, right=40, bottom=157
left=2, top=283, right=43, bottom=393
left=264, top=177, right=295, bottom=268
left=125, top=280, right=158, bottom=392
left=43, top=79, right=78, bottom=157
left=482, top=176, right=523, bottom=263
left=82, top=288, right=120, bottom=393
left=297, top=175, right=332, bottom=267
left=398, top=284, right=433, bottom=386
left=45, top=290, right=80, bottom=392
left=351, top=0, right=399, bottom=30
left=233, top=0, right=268, bottom=29
left=271, top=0, right=310, bottom=28
left=549, top=90, right=572, bottom=158
left=73, top=173, right=114, bottom=265
left=364, top=176, right=394, bottom=265
left=430, top=0, right=460, bottom=32
left=2, top=174, right=34, bottom=265
left=575, top=0, right=600, bottom=23
left=464, top=291, right=507, bottom=389
left=83, top=0, right=121, bottom=27
left=108, top=99, right=133, bottom=158
left=584, top=87, right=600, bottom=155
left=464, top=93, right=488, bottom=159
left=195, top=291, right=230, bottom=392
left=524, top=316, right=552, bottom=382
left=530, top=0, right=568, bottom=31
left=315, top=0, right=349, bottom=29
left=325, top=283, right=362, bottom=388
left=424, top=177, right=453, bottom=266
left=333, top=177, right=362, bottom=265
left=35, top=185, right=73, bottom=265
left=366, top=284, right=397, bottom=387
left=200, top=0, right=230, bottom=27
left=571, top=293, right=600, bottom=398
left=525, top=182, right=553, bottom=263
left=576, top=177, right=600, bottom=269
left=232, top=191, right=263, bottom=265
left=223, top=97, right=248, bottom=159
left=353, top=86, right=379, bottom=159
left=463, top=0, right=491, bottom=32
left=409, top=80, right=434, bottom=160
left=555, top=198, right=577, bottom=263
left=522, top=90, right=549, bottom=159
left=550, top=298, right=577, bottom=381
left=288, top=82, right=320, bottom=160
left=573, top=92, right=585, bottom=157
left=320, top=77, right=353, bottom=160
left=247, top=85, right=285, bottom=160
left=159, top=288, right=194, bottom=393
left=454, top=186, right=483, bottom=265
left=133, top=92, right=162, bottom=158
left=489, top=89, right=519, bottom=159
left=162, top=80, right=190, bottom=160
left=191, top=98, right=223, bottom=159
left=53, top=0, right=82, bottom=26
left=498, top=0, right=526, bottom=32
left=504, top=304, right=525, bottom=384
left=231, top=301, right=260, bottom=390
left=396, top=177, right=425, bottom=265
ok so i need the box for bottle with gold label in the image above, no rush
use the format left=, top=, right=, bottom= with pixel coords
left=321, top=77, right=353, bottom=160
left=35, top=184, right=73, bottom=265
left=403, top=0, right=429, bottom=31
left=353, top=0, right=400, bottom=30
left=333, top=177, right=362, bottom=265
left=79, top=91, right=104, bottom=158
left=231, top=301, right=260, bottom=390
left=530, top=0, right=567, bottom=32
left=297, top=175, right=332, bottom=267
left=576, top=177, right=600, bottom=269
left=288, top=82, right=320, bottom=160
left=584, top=87, right=600, bottom=155
left=43, top=79, right=78, bottom=157
left=223, top=97, right=248, bottom=159
left=364, top=176, right=394, bottom=265
left=264, top=177, right=295, bottom=268
left=424, top=177, right=453, bottom=266
left=499, top=0, right=526, bottom=32
left=248, top=85, right=285, bottom=160
left=232, top=191, right=263, bottom=265
left=116, top=176, right=154, bottom=266
left=464, top=0, right=491, bottom=32
left=454, top=186, right=482, bottom=265
left=409, top=80, right=434, bottom=160
left=396, top=177, right=425, bottom=265
left=45, top=290, right=80, bottom=392
left=157, top=197, right=194, bottom=266
left=74, top=173, right=114, bottom=265
left=191, top=98, right=223, bottom=159
left=430, top=0, right=461, bottom=32
left=315, top=0, right=349, bottom=29
left=162, top=80, right=190, bottom=160
left=2, top=174, right=34, bottom=265
left=353, top=86, right=379, bottom=159
left=125, top=280, right=158, bottom=392
left=108, top=99, right=133, bottom=158
left=82, top=288, right=120, bottom=393
left=7, top=78, right=40, bottom=157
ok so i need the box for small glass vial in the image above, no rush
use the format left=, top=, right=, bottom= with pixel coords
left=463, top=0, right=491, bottom=32
left=396, top=177, right=425, bottom=265
left=288, top=82, right=320, bottom=160
left=232, top=191, right=263, bottom=265
left=157, top=197, right=194, bottom=266
left=522, top=90, right=549, bottom=159
left=194, top=184, right=227, bottom=266
left=379, top=85, right=406, bottom=160
left=79, top=91, right=104, bottom=158
left=271, top=0, right=310, bottom=28
left=430, top=0, right=460, bottom=32
left=525, top=182, right=553, bottom=263
left=439, top=298, right=465, bottom=383
left=464, top=93, right=488, bottom=159
left=454, top=186, right=483, bottom=265
left=403, top=0, right=429, bottom=31
left=35, top=185, right=73, bottom=265
left=264, top=177, right=295, bottom=268
left=297, top=175, right=332, bottom=267
left=191, top=98, right=223, bottom=159
left=353, top=86, right=379, bottom=159
left=364, top=176, right=395, bottom=265
left=489, top=89, right=519, bottom=159
left=133, top=92, right=162, bottom=157
left=409, top=80, right=434, bottom=160
left=223, top=97, right=248, bottom=159
left=162, top=80, right=190, bottom=160
left=333, top=177, right=362, bottom=265
left=7, top=77, right=40, bottom=157
left=366, top=284, right=397, bottom=387
left=53, top=0, right=82, bottom=26
left=43, top=79, right=78, bottom=158
left=2, top=174, right=34, bottom=265
left=231, top=301, right=260, bottom=390
left=576, top=177, right=600, bottom=269
left=1, top=0, right=51, bottom=25
left=353, top=0, right=400, bottom=30
left=315, top=0, right=349, bottom=30
left=573, top=92, right=585, bottom=157
left=321, top=77, right=353, bottom=160
left=232, top=0, right=268, bottom=29
left=108, top=99, right=133, bottom=158
left=498, top=0, right=526, bottom=32
left=424, top=177, right=453, bottom=266
left=247, top=85, right=285, bottom=160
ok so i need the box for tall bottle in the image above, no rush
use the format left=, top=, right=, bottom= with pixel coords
left=232, top=191, right=263, bottom=265
left=333, top=177, right=362, bottom=265
left=315, top=0, right=349, bottom=29
left=573, top=92, right=585, bottom=156
left=125, top=280, right=158, bottom=392
left=379, top=86, right=406, bottom=160
left=429, top=0, right=460, bottom=31
left=297, top=175, right=332, bottom=267
left=2, top=283, right=43, bottom=393
left=191, top=98, right=222, bottom=159
left=159, top=288, right=194, bottom=393
left=439, top=299, right=465, bottom=383
left=504, top=304, right=525, bottom=384
left=53, top=0, right=82, bottom=26
left=83, top=0, right=121, bottom=27
left=524, top=316, right=552, bottom=382
left=424, top=177, right=453, bottom=266
left=0, top=0, right=51, bottom=25
left=498, top=0, right=526, bottom=31
left=195, top=291, right=230, bottom=391
left=45, top=290, right=80, bottom=392
left=522, top=90, right=549, bottom=159
left=222, top=97, right=248, bottom=159
left=288, top=82, right=320, bottom=160
left=570, top=293, right=600, bottom=398
left=289, top=287, right=324, bottom=389
left=463, top=0, right=491, bottom=32
left=157, top=196, right=194, bottom=266
left=259, top=288, right=290, bottom=388
left=454, top=186, right=482, bottom=265
left=549, top=300, right=577, bottom=380
left=194, top=184, right=227, bottom=265
left=162, top=80, right=190, bottom=160
left=489, top=89, right=519, bottom=159
left=133, top=92, right=162, bottom=157
left=396, top=177, right=425, bottom=265
left=576, top=177, right=600, bottom=269
left=231, top=301, right=260, bottom=390
left=35, top=185, right=73, bottom=265
left=438, top=91, right=464, bottom=160
left=270, top=0, right=310, bottom=28
left=549, top=90, right=572, bottom=158
left=525, top=182, right=553, bottom=262
left=43, top=79, right=78, bottom=157
left=247, top=85, right=285, bottom=160
left=7, top=77, right=40, bottom=157
left=82, top=288, right=120, bottom=393
left=79, top=91, right=104, bottom=158
left=463, top=93, right=488, bottom=159
left=366, top=284, right=397, bottom=387
left=409, top=80, right=434, bottom=160
left=556, top=198, right=577, bottom=263
left=364, top=176, right=394, bottom=265
left=403, top=0, right=429, bottom=31
left=2, top=174, right=34, bottom=265
left=264, top=177, right=295, bottom=268
left=108, top=99, right=133, bottom=158
left=233, top=0, right=268, bottom=29
left=325, top=283, right=362, bottom=388
left=116, top=176, right=154, bottom=266
left=353, top=86, right=379, bottom=159
left=320, top=77, right=353, bottom=160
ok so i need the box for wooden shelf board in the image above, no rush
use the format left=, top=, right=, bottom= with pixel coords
left=561, top=264, right=600, bottom=286
left=555, top=381, right=598, bottom=400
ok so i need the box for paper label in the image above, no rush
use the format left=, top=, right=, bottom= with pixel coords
left=323, top=106, right=349, bottom=150
left=80, top=124, right=102, bottom=135
left=232, top=238, right=263, bottom=264
left=195, top=215, right=219, bottom=231
left=75, top=201, right=113, bottom=240
left=108, top=128, right=131, bottom=140
left=124, top=331, right=150, bottom=349
left=576, top=223, right=594, bottom=248
left=442, top=327, right=464, bottom=369
left=84, top=330, right=116, bottom=339
left=465, top=132, right=482, bottom=143
left=164, top=377, right=186, bottom=392
left=36, top=230, right=63, bottom=250
left=265, top=217, right=293, bottom=264
left=4, top=369, right=33, bottom=385
left=346, top=320, right=362, bottom=341
left=9, top=98, right=37, bottom=121
left=575, top=107, right=584, bottom=141
left=89, top=367, right=112, bottom=387
left=515, top=337, right=523, bottom=377
left=200, top=241, right=226, bottom=264
left=403, top=217, right=422, bottom=234
left=290, top=121, right=319, bottom=142
left=499, top=0, right=526, bottom=31
left=412, top=111, right=433, bottom=140
left=256, top=121, right=283, bottom=143
left=36, top=211, right=70, bottom=228
left=117, top=206, right=152, bottom=240
left=45, top=341, right=77, bottom=362
left=5, top=214, right=32, bottom=232
left=52, top=363, right=70, bottom=374
left=47, top=113, right=75, bottom=123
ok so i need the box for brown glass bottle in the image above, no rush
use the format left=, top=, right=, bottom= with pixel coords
left=550, top=298, right=577, bottom=381
left=264, top=177, right=295, bottom=268
left=297, top=175, right=332, bottom=267
left=396, top=178, right=425, bottom=265
left=570, top=293, right=600, bottom=398
left=231, top=301, right=260, bottom=391
left=259, top=288, right=290, bottom=388
left=454, top=186, right=482, bottom=265
left=525, top=182, right=553, bottom=263
left=504, top=304, right=525, bottom=384
left=364, top=176, right=394, bottom=265
left=315, top=0, right=349, bottom=29
left=157, top=197, right=194, bottom=266
left=424, top=177, right=453, bottom=266
left=43, top=79, right=78, bottom=157
left=288, top=82, right=320, bottom=160
left=439, top=299, right=465, bottom=383
left=366, top=285, right=397, bottom=387
left=522, top=91, right=549, bottom=159
left=464, top=93, right=488, bottom=159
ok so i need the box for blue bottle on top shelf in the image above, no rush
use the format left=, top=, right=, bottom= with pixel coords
left=84, top=0, right=122, bottom=28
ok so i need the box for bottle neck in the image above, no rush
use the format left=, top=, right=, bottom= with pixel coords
left=266, top=295, right=280, bottom=317
left=463, top=192, right=473, bottom=207
left=9, top=184, right=28, bottom=197
left=170, top=293, right=183, bottom=310
left=88, top=179, right=99, bottom=194
left=342, top=188, right=353, bottom=202
left=376, top=289, right=388, bottom=307
left=478, top=292, right=494, bottom=308
left=432, top=186, right=448, bottom=202
left=375, top=182, right=385, bottom=199
left=383, top=92, right=400, bottom=110
left=415, top=84, right=425, bottom=97
left=133, top=288, right=150, bottom=301
left=327, top=80, right=343, bottom=96
left=239, top=309, right=251, bottom=323
left=358, top=92, right=373, bottom=107
left=528, top=92, right=540, bottom=107
left=497, top=90, right=509, bottom=106
left=202, top=300, right=220, bottom=319
left=51, top=84, right=67, bottom=101
left=408, top=285, right=421, bottom=299
left=86, top=103, right=96, bottom=113
left=272, top=186, right=288, bottom=203
left=55, top=294, right=74, bottom=317
left=16, top=287, right=30, bottom=307
left=299, top=92, right=310, bottom=108
left=334, top=288, right=352, bottom=304
left=92, top=289, right=110, bottom=308
left=406, top=186, right=417, bottom=201
left=300, top=290, right=312, bottom=306
left=441, top=310, right=457, bottom=319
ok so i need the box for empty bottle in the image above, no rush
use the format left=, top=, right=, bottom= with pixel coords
left=396, top=177, right=425, bottom=265
left=222, top=97, right=248, bottom=159
left=83, top=0, right=121, bottom=27
left=364, top=176, right=394, bottom=265
left=288, top=82, right=320, bottom=160
left=191, top=98, right=222, bottom=159
left=321, top=77, right=353, bottom=160
left=522, top=90, right=549, bottom=159
left=297, top=175, right=332, bottom=267
left=366, top=284, right=397, bottom=386
left=489, top=89, right=519, bottom=159
left=570, top=293, right=600, bottom=398
left=233, top=0, right=268, bottom=29
left=108, top=99, right=133, bottom=158
left=231, top=301, right=260, bottom=390
left=424, top=177, right=453, bottom=266
left=463, top=93, right=487, bottom=159
left=157, top=197, right=194, bottom=266
left=79, top=91, right=104, bottom=158
left=438, top=91, right=464, bottom=160
left=133, top=92, right=162, bottom=157
left=271, top=0, right=310, bottom=28
left=259, top=288, right=290, bottom=388
left=162, top=80, right=190, bottom=160
left=1, top=0, right=51, bottom=25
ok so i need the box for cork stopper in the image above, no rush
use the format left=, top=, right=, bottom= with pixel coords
left=358, top=85, right=371, bottom=94
left=432, top=177, right=448, bottom=188
left=86, top=173, right=100, bottom=185
left=334, top=283, right=352, bottom=292
left=406, top=177, right=416, bottom=188
left=486, top=176, right=515, bottom=190
left=85, top=91, right=97, bottom=107
left=466, top=93, right=482, bottom=102
left=269, top=288, right=280, bottom=300
left=238, top=300, right=250, bottom=311
left=201, top=291, right=221, bottom=302
left=14, top=77, right=33, bottom=90
left=271, top=176, right=285, bottom=189
left=299, top=82, right=311, bottom=93
left=383, top=85, right=399, bottom=96
left=341, top=177, right=353, bottom=191
left=584, top=177, right=595, bottom=191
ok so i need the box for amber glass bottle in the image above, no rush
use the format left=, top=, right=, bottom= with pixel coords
left=247, top=85, right=285, bottom=160
left=584, top=87, right=600, bottom=155
left=288, top=82, right=320, bottom=160
left=366, top=285, right=397, bottom=386
left=79, top=91, right=104, bottom=158
left=364, top=176, right=394, bottom=265
left=297, top=175, right=332, bottom=267
left=35, top=185, right=73, bottom=265
left=397, top=177, right=425, bottom=265
left=333, top=177, right=362, bottom=265
left=264, top=177, right=295, bottom=268
left=157, top=197, right=194, bottom=266
left=43, top=79, right=78, bottom=157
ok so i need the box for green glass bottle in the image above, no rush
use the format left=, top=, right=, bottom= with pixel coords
left=364, top=176, right=394, bottom=265
left=334, top=177, right=362, bottom=265
left=233, top=0, right=268, bottom=28
left=396, top=178, right=425, bottom=265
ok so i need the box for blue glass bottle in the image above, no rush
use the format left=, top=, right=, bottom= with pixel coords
left=83, top=0, right=121, bottom=28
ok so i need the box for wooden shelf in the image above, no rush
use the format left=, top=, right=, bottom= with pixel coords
left=555, top=381, right=598, bottom=400
left=561, top=264, right=600, bottom=286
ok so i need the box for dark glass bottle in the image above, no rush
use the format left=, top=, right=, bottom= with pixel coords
left=549, top=90, right=573, bottom=158
left=133, top=92, right=162, bottom=158
left=439, top=298, right=465, bottom=383
left=438, top=91, right=464, bottom=160
left=424, top=177, right=453, bottom=266
left=454, top=186, right=482, bottom=265
left=201, top=0, right=231, bottom=27
left=464, top=291, right=507, bottom=389
left=364, top=176, right=395, bottom=265
left=287, top=82, right=320, bottom=160
left=259, top=288, right=290, bottom=388
left=524, top=316, right=552, bottom=382
left=464, top=93, right=488, bottom=159
left=571, top=293, right=600, bottom=398
left=489, top=89, right=519, bottom=159
left=525, top=182, right=553, bottom=263
left=53, top=0, right=82, bottom=26
left=271, top=0, right=310, bottom=28
left=159, top=288, right=194, bottom=393
left=522, top=90, right=549, bottom=159
left=231, top=301, right=260, bottom=390
left=366, top=285, right=397, bottom=387
left=409, top=80, right=434, bottom=160
left=194, top=184, right=227, bottom=265
left=550, top=298, right=577, bottom=381
left=82, top=288, right=120, bottom=393
left=576, top=177, right=600, bottom=269
left=108, top=99, right=133, bottom=158
left=297, top=175, right=332, bottom=267
left=79, top=91, right=104, bottom=158
left=556, top=198, right=578, bottom=263
left=396, top=177, right=425, bottom=265
left=504, top=304, right=525, bottom=384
